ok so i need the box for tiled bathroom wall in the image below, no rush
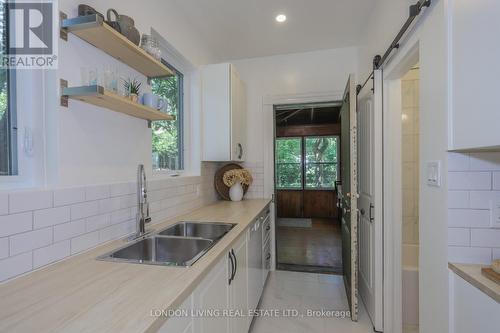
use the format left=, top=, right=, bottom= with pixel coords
left=402, top=68, right=420, bottom=245
left=448, top=152, right=500, bottom=264
left=0, top=163, right=220, bottom=283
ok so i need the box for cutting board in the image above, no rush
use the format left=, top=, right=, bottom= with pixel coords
left=481, top=267, right=500, bottom=285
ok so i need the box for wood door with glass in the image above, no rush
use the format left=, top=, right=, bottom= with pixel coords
left=340, top=74, right=359, bottom=321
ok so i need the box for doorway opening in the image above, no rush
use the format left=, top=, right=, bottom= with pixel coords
left=401, top=65, right=420, bottom=333
left=273, top=102, right=343, bottom=275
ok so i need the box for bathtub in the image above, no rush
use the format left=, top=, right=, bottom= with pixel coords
left=402, top=244, right=419, bottom=327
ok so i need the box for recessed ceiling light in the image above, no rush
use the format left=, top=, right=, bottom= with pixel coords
left=275, top=14, right=287, bottom=23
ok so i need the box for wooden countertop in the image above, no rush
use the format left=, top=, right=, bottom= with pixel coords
left=0, top=199, right=271, bottom=333
left=449, top=262, right=500, bottom=303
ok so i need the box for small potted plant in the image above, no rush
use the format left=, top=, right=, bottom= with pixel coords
left=123, top=78, right=141, bottom=103
left=223, top=169, right=253, bottom=201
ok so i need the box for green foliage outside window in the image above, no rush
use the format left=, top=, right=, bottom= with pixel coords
left=305, top=137, right=338, bottom=188
left=275, top=136, right=338, bottom=189
left=275, top=138, right=302, bottom=189
left=151, top=71, right=183, bottom=171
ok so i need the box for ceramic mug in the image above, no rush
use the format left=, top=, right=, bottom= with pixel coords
left=142, top=93, right=165, bottom=110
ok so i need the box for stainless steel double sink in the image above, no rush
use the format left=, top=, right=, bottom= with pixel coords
left=97, top=222, right=235, bottom=267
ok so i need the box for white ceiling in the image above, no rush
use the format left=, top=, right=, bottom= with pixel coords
left=172, top=0, right=376, bottom=61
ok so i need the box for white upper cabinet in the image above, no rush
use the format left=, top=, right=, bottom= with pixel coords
left=202, top=63, right=247, bottom=161
left=449, top=0, right=500, bottom=150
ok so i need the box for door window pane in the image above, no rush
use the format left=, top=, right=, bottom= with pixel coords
left=305, top=136, right=339, bottom=188
left=275, top=138, right=302, bottom=189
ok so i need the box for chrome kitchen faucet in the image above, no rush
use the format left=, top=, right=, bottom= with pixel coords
left=130, top=164, right=151, bottom=240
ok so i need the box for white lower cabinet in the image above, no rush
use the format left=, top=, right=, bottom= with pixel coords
left=157, top=214, right=268, bottom=333
left=157, top=296, right=193, bottom=333
left=229, top=234, right=249, bottom=333
left=192, top=255, right=230, bottom=333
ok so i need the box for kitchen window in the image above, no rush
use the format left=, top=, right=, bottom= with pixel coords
left=0, top=3, right=17, bottom=176
left=275, top=137, right=302, bottom=189
left=150, top=62, right=184, bottom=171
left=275, top=136, right=339, bottom=190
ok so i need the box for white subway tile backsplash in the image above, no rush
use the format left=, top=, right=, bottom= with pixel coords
left=0, top=237, right=8, bottom=259
left=471, top=229, right=500, bottom=248
left=98, top=197, right=122, bottom=214
left=85, top=185, right=110, bottom=201
left=448, top=172, right=491, bottom=190
left=53, top=188, right=85, bottom=207
left=109, top=182, right=134, bottom=197
left=34, top=207, right=71, bottom=229
left=448, top=209, right=491, bottom=228
left=70, top=231, right=99, bottom=254
left=493, top=172, right=500, bottom=190
left=33, top=241, right=70, bottom=269
left=85, top=214, right=111, bottom=232
left=448, top=228, right=470, bottom=246
left=0, top=212, right=33, bottom=237
left=0, top=252, right=33, bottom=282
left=493, top=249, right=500, bottom=260
left=110, top=208, right=132, bottom=225
left=469, top=153, right=500, bottom=171
left=0, top=193, right=8, bottom=215
left=71, top=201, right=100, bottom=220
left=9, top=190, right=53, bottom=213
left=0, top=164, right=220, bottom=283
left=448, top=191, right=469, bottom=209
left=448, top=246, right=492, bottom=265
left=53, top=220, right=86, bottom=242
left=469, top=191, right=500, bottom=209
left=10, top=228, right=53, bottom=256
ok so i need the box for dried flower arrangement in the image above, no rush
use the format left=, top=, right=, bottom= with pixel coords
left=223, top=169, right=253, bottom=187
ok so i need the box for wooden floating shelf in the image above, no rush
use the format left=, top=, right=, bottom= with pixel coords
left=62, top=85, right=175, bottom=121
left=62, top=15, right=174, bottom=78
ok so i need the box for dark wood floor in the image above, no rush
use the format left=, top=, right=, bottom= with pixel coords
left=276, top=218, right=342, bottom=274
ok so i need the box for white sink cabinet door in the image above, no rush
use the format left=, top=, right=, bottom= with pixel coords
left=193, top=255, right=230, bottom=333
left=229, top=234, right=249, bottom=333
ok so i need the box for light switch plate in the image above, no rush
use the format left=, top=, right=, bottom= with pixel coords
left=426, top=161, right=441, bottom=187
left=490, top=200, right=500, bottom=228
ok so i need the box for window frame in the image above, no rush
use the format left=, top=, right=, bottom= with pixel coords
left=275, top=135, right=340, bottom=191
left=274, top=136, right=303, bottom=190
left=151, top=60, right=184, bottom=173
left=0, top=1, right=18, bottom=177
left=150, top=28, right=195, bottom=177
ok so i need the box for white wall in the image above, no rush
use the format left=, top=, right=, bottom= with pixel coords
left=232, top=46, right=358, bottom=170
left=50, top=0, right=219, bottom=187
left=358, top=1, right=449, bottom=332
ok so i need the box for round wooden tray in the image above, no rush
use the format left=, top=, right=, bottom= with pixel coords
left=214, top=163, right=249, bottom=201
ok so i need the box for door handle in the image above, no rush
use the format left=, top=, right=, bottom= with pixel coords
left=237, top=143, right=243, bottom=159
left=228, top=251, right=234, bottom=285
left=369, top=204, right=375, bottom=223
left=266, top=253, right=271, bottom=260
left=231, top=249, right=237, bottom=279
